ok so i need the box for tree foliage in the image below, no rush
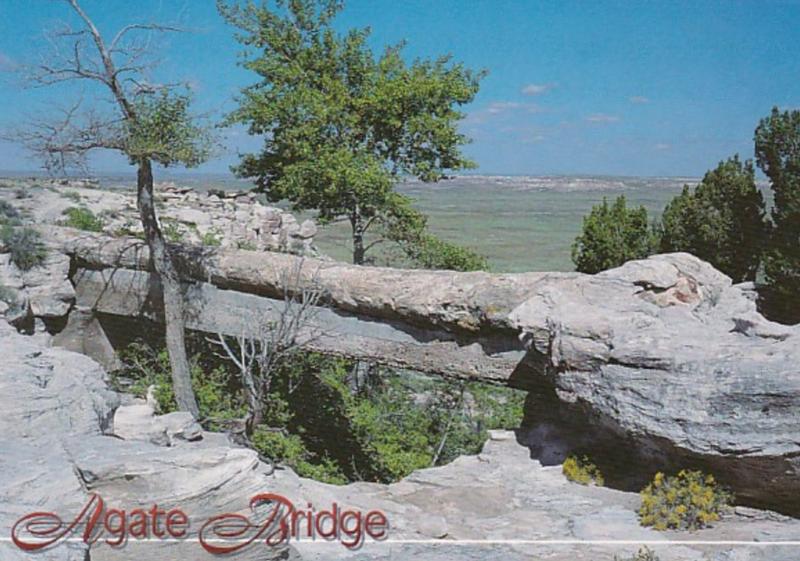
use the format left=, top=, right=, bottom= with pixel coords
left=658, top=156, right=768, bottom=282
left=117, top=340, right=525, bottom=485
left=219, top=0, right=484, bottom=265
left=380, top=198, right=488, bottom=271
left=755, top=107, right=800, bottom=321
left=572, top=195, right=656, bottom=274
left=125, top=90, right=213, bottom=168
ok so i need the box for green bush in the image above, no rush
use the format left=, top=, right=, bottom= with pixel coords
left=658, top=156, right=768, bottom=282
left=0, top=201, right=20, bottom=223
left=614, top=547, right=660, bottom=561
left=639, top=470, right=732, bottom=531
left=755, top=107, right=800, bottom=322
left=382, top=200, right=488, bottom=271
left=115, top=343, right=246, bottom=424
left=319, top=366, right=525, bottom=482
left=62, top=207, right=104, bottom=232
left=162, top=221, right=184, bottom=243
left=1, top=225, right=46, bottom=270
left=251, top=428, right=347, bottom=485
left=345, top=379, right=436, bottom=481
left=114, top=343, right=526, bottom=486
left=572, top=195, right=656, bottom=274
left=562, top=455, right=605, bottom=486
left=405, top=233, right=488, bottom=271
left=201, top=231, right=222, bottom=247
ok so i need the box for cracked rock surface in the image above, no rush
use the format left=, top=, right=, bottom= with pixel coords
left=508, top=253, right=800, bottom=513
left=1, top=322, right=799, bottom=561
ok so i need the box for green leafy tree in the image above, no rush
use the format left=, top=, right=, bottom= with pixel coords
left=572, top=195, right=656, bottom=274
left=755, top=107, right=800, bottom=322
left=219, top=0, right=484, bottom=265
left=658, top=156, right=768, bottom=282
left=379, top=199, right=488, bottom=271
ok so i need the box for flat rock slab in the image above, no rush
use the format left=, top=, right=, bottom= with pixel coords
left=1, top=324, right=799, bottom=561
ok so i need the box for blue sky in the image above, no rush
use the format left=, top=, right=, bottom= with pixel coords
left=1, top=0, right=799, bottom=177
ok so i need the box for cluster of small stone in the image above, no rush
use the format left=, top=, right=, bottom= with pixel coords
left=110, top=183, right=318, bottom=255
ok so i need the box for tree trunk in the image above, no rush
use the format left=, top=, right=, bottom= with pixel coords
left=136, top=158, right=200, bottom=418
left=240, top=365, right=263, bottom=435
left=350, top=208, right=365, bottom=265
left=246, top=394, right=264, bottom=436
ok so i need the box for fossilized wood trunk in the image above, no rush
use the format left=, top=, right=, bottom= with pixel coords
left=38, top=226, right=556, bottom=334
left=71, top=267, right=528, bottom=383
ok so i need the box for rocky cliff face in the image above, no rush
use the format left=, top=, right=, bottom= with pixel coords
left=0, top=178, right=317, bottom=342
left=1, top=322, right=799, bottom=561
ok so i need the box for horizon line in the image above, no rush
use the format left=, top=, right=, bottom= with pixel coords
left=0, top=169, right=702, bottom=181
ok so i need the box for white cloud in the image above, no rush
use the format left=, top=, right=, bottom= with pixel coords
left=586, top=113, right=620, bottom=123
left=488, top=101, right=542, bottom=114
left=654, top=143, right=671, bottom=151
left=629, top=96, right=650, bottom=104
left=521, top=83, right=557, bottom=96
left=465, top=101, right=543, bottom=124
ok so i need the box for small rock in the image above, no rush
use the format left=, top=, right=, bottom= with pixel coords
left=298, top=219, right=317, bottom=239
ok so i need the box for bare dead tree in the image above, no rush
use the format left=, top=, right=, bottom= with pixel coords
left=431, top=381, right=467, bottom=466
left=8, top=0, right=213, bottom=417
left=209, top=259, right=325, bottom=435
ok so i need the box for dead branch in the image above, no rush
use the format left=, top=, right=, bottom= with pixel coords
left=5, top=98, right=124, bottom=174
left=208, top=259, right=327, bottom=435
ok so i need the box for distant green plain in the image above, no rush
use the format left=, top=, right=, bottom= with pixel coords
left=309, top=176, right=694, bottom=273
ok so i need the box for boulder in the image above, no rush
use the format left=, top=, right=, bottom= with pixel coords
left=113, top=401, right=203, bottom=446
left=0, top=321, right=118, bottom=441
left=298, top=219, right=317, bottom=239
left=174, top=208, right=212, bottom=227
left=0, top=249, right=75, bottom=323
left=23, top=253, right=75, bottom=318
left=509, top=253, right=800, bottom=512
left=51, top=306, right=122, bottom=371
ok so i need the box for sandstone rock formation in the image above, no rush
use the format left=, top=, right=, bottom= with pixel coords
left=24, top=224, right=800, bottom=516
left=0, top=178, right=316, bottom=341
left=509, top=253, right=800, bottom=513
left=1, top=322, right=799, bottom=561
